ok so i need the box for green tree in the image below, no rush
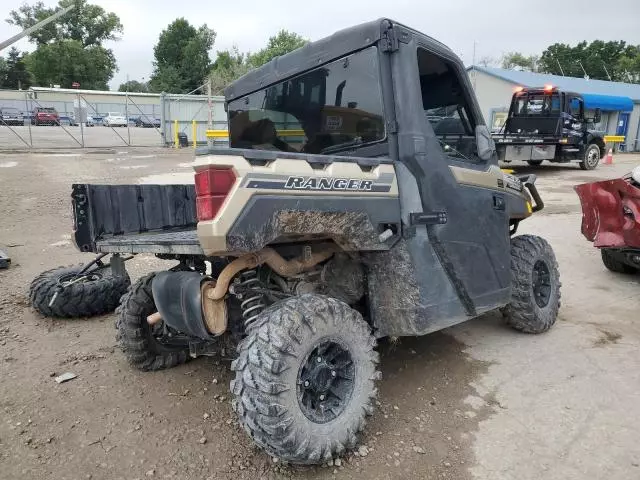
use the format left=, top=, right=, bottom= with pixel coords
left=24, top=39, right=116, bottom=89
left=539, top=40, right=640, bottom=82
left=248, top=30, right=308, bottom=67
left=209, top=46, right=251, bottom=94
left=501, top=52, right=539, bottom=72
left=207, top=30, right=307, bottom=94
left=7, top=0, right=123, bottom=47
left=118, top=79, right=149, bottom=93
left=3, top=47, right=32, bottom=90
left=0, top=58, right=8, bottom=87
left=6, top=0, right=122, bottom=89
left=149, top=18, right=215, bottom=94
left=617, top=53, right=640, bottom=83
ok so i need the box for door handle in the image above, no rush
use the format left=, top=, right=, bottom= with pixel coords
left=493, top=195, right=505, bottom=211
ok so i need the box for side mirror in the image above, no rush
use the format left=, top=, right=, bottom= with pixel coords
left=593, top=108, right=601, bottom=124
left=475, top=125, right=496, bottom=162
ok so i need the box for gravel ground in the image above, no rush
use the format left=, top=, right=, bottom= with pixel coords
left=1, top=149, right=639, bottom=480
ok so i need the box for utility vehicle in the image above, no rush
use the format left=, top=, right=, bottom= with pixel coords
left=493, top=86, right=605, bottom=170
left=30, top=19, right=561, bottom=464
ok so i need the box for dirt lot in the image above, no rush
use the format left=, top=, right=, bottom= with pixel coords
left=1, top=150, right=639, bottom=480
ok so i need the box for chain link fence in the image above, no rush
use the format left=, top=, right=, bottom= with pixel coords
left=0, top=87, right=226, bottom=150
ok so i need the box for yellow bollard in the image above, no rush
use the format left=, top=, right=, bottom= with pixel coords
left=174, top=119, right=179, bottom=149
left=192, top=120, right=197, bottom=149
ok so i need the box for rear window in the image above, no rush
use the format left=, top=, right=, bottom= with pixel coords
left=513, top=93, right=560, bottom=116
left=37, top=107, right=57, bottom=113
left=227, top=46, right=385, bottom=154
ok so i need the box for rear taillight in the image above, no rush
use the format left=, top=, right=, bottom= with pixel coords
left=194, top=167, right=236, bottom=221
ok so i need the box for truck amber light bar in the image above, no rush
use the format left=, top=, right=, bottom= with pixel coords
left=195, top=167, right=236, bottom=221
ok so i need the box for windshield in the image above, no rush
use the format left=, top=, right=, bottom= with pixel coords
left=512, top=92, right=560, bottom=117
left=227, top=46, right=385, bottom=154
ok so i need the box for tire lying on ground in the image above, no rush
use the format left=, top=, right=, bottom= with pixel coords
left=116, top=273, right=191, bottom=371
left=231, top=294, right=380, bottom=464
left=29, top=265, right=130, bottom=318
left=503, top=234, right=561, bottom=334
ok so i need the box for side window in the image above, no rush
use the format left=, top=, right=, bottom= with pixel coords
left=416, top=48, right=478, bottom=162
left=569, top=97, right=584, bottom=119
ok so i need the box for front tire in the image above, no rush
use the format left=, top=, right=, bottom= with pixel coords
left=231, top=294, right=379, bottom=464
left=579, top=144, right=600, bottom=170
left=601, top=249, right=638, bottom=274
left=117, top=273, right=190, bottom=371
left=29, top=265, right=130, bottom=318
left=503, top=235, right=561, bottom=333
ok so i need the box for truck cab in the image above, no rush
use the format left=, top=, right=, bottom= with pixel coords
left=493, top=86, right=605, bottom=170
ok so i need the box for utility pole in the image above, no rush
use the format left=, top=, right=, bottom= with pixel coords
left=472, top=41, right=477, bottom=90
left=601, top=61, right=612, bottom=81
left=0, top=4, right=75, bottom=52
left=555, top=57, right=565, bottom=76
left=578, top=61, right=589, bottom=80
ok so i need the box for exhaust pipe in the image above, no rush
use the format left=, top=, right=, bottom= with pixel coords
left=147, top=245, right=337, bottom=338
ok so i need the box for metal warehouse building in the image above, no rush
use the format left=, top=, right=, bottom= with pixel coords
left=468, top=66, right=640, bottom=152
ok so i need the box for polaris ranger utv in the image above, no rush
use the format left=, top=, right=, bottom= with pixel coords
left=493, top=86, right=605, bottom=170
left=30, top=19, right=561, bottom=464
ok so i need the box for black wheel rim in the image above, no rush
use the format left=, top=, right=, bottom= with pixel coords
left=532, top=260, right=552, bottom=308
left=297, top=340, right=355, bottom=424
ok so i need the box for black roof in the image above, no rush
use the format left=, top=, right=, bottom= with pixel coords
left=224, top=18, right=455, bottom=101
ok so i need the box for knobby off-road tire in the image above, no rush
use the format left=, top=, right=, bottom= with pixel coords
left=116, top=273, right=190, bottom=371
left=29, top=265, right=130, bottom=318
left=601, top=249, right=638, bottom=274
left=579, top=143, right=600, bottom=171
left=503, top=235, right=561, bottom=333
left=231, top=294, right=379, bottom=464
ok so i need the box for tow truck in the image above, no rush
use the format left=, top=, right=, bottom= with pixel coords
left=493, top=85, right=605, bottom=170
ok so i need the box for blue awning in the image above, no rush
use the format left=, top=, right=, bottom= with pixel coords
left=582, top=93, right=634, bottom=112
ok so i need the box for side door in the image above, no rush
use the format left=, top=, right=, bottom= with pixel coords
left=617, top=112, right=630, bottom=151
left=566, top=95, right=585, bottom=142
left=389, top=38, right=512, bottom=319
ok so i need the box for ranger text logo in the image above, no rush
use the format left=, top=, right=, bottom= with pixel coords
left=284, top=176, right=373, bottom=191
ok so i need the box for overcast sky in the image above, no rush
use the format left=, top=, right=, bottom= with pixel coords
left=2, top=0, right=640, bottom=89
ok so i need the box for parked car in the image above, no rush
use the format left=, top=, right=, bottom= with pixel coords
left=103, top=112, right=127, bottom=127
left=85, top=115, right=96, bottom=127
left=0, top=107, right=24, bottom=126
left=33, top=107, right=59, bottom=126
left=135, top=115, right=161, bottom=128
left=575, top=166, right=640, bottom=274
left=59, top=115, right=79, bottom=126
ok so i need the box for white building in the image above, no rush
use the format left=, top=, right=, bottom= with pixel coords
left=468, top=66, right=640, bottom=152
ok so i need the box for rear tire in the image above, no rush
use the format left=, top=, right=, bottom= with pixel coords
left=231, top=294, right=379, bottom=464
left=116, top=273, right=190, bottom=371
left=527, top=160, right=543, bottom=166
left=579, top=144, right=600, bottom=170
left=29, top=265, right=130, bottom=318
left=503, top=235, right=561, bottom=334
left=601, top=249, right=638, bottom=274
